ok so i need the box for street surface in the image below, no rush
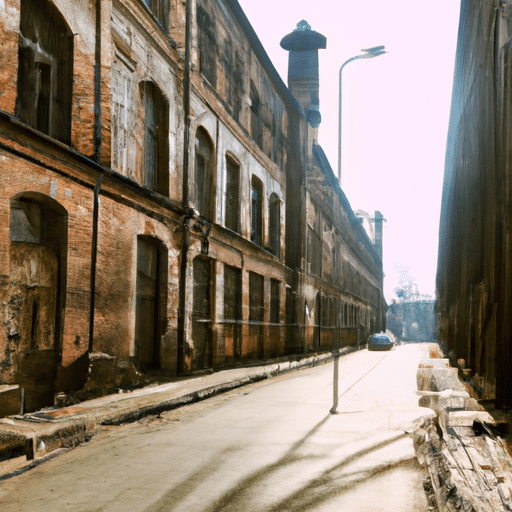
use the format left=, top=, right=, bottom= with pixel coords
left=0, top=343, right=434, bottom=511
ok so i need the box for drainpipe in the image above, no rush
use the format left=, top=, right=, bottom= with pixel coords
left=177, top=0, right=193, bottom=374
left=88, top=172, right=104, bottom=353
left=89, top=0, right=103, bottom=353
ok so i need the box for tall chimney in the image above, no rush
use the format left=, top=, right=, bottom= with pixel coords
left=280, top=21, right=326, bottom=128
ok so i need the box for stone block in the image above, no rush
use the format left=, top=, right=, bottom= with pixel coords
left=418, top=358, right=450, bottom=369
left=0, top=385, right=23, bottom=417
left=447, top=410, right=495, bottom=427
left=418, top=390, right=469, bottom=413
left=417, top=367, right=463, bottom=392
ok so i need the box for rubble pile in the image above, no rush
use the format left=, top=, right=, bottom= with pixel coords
left=414, top=358, right=512, bottom=512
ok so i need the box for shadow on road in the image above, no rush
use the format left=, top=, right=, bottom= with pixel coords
left=146, top=415, right=413, bottom=512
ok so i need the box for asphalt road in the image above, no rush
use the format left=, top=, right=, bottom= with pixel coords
left=0, top=343, right=435, bottom=511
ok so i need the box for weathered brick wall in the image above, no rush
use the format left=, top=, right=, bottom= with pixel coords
left=0, top=137, right=94, bottom=402
left=0, top=0, right=19, bottom=115
left=92, top=189, right=182, bottom=370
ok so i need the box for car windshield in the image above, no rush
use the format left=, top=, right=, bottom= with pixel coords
left=371, top=336, right=390, bottom=344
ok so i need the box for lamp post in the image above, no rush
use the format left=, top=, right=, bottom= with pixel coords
left=337, top=46, right=387, bottom=185
left=331, top=45, right=386, bottom=415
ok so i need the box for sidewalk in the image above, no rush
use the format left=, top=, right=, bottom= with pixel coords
left=0, top=351, right=338, bottom=479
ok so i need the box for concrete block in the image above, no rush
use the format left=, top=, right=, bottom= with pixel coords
left=417, top=367, right=463, bottom=392
left=447, top=410, right=495, bottom=427
left=418, top=391, right=468, bottom=412
left=419, top=358, right=450, bottom=369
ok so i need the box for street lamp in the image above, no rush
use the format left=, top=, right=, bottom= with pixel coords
left=337, top=46, right=387, bottom=185
left=331, top=47, right=386, bottom=415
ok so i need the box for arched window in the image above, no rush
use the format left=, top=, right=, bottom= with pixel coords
left=195, top=127, right=215, bottom=221
left=225, top=155, right=240, bottom=233
left=16, top=0, right=73, bottom=144
left=269, top=193, right=281, bottom=256
left=141, top=82, right=169, bottom=196
left=251, top=176, right=263, bottom=245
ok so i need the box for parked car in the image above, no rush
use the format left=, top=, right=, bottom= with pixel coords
left=368, top=333, right=394, bottom=351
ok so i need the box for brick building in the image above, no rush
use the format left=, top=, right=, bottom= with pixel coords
left=0, top=0, right=386, bottom=413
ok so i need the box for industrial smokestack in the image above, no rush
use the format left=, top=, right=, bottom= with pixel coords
left=280, top=20, right=326, bottom=128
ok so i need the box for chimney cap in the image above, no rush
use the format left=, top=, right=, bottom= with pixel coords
left=280, top=20, right=327, bottom=51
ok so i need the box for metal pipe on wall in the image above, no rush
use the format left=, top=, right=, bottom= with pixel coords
left=177, top=0, right=193, bottom=374
left=88, top=0, right=103, bottom=353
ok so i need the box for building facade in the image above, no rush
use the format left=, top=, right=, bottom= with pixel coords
left=0, top=0, right=386, bottom=413
left=437, top=0, right=512, bottom=407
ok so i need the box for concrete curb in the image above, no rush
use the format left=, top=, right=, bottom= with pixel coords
left=0, top=349, right=347, bottom=478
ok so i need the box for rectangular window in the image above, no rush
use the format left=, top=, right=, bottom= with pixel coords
left=270, top=279, right=280, bottom=324
left=197, top=5, right=216, bottom=87
left=142, top=82, right=169, bottom=196
left=269, top=195, right=280, bottom=256
left=112, top=55, right=136, bottom=179
left=224, top=265, right=242, bottom=321
left=224, top=265, right=242, bottom=357
left=249, top=272, right=264, bottom=325
left=144, top=87, right=158, bottom=190
left=225, top=157, right=240, bottom=233
left=251, top=177, right=263, bottom=245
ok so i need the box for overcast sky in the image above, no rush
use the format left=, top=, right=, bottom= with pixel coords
left=237, top=0, right=462, bottom=301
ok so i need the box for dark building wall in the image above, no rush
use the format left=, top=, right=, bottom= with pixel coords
left=436, top=0, right=512, bottom=404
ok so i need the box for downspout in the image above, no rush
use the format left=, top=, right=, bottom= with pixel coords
left=177, top=0, right=193, bottom=374
left=89, top=0, right=103, bottom=353
left=88, top=172, right=103, bottom=353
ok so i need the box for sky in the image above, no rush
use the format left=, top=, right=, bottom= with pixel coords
left=237, top=0, right=462, bottom=302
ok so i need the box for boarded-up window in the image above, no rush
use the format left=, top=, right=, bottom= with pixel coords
left=224, top=264, right=242, bottom=358
left=270, top=279, right=280, bottom=324
left=195, top=128, right=215, bottom=221
left=142, top=0, right=169, bottom=32
left=225, top=156, right=240, bottom=233
left=16, top=0, right=73, bottom=144
left=269, top=193, right=280, bottom=256
left=192, top=257, right=212, bottom=370
left=249, top=272, right=264, bottom=327
left=141, top=82, right=169, bottom=196
left=251, top=176, right=263, bottom=245
left=112, top=55, right=136, bottom=178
